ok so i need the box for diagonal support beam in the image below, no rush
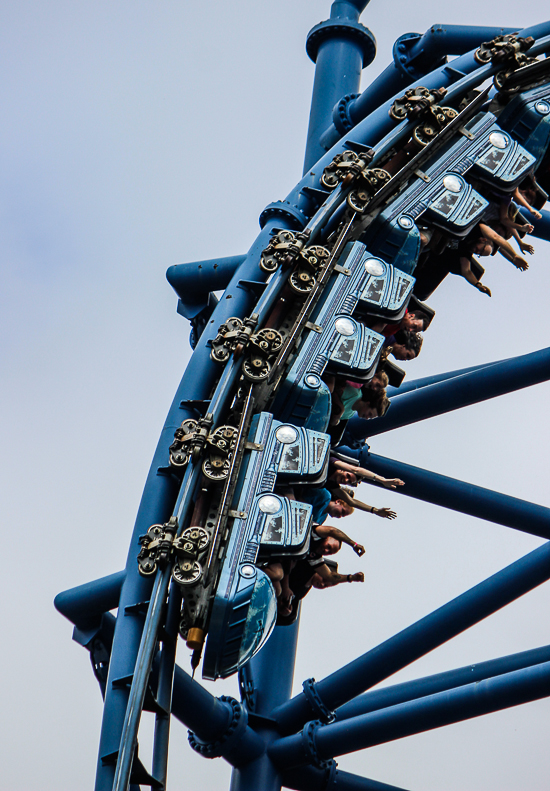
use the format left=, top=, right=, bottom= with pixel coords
left=346, top=346, right=550, bottom=440
left=54, top=570, right=126, bottom=630
left=527, top=208, right=550, bottom=243
left=386, top=359, right=506, bottom=397
left=171, top=665, right=265, bottom=767
left=269, top=660, right=550, bottom=766
left=360, top=452, right=550, bottom=540
left=334, top=644, right=550, bottom=722
left=272, top=540, right=550, bottom=734
left=282, top=762, right=413, bottom=791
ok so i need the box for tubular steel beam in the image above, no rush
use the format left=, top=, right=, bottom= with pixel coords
left=166, top=254, right=246, bottom=317
left=172, top=670, right=265, bottom=768
left=386, top=359, right=506, bottom=397
left=528, top=208, right=550, bottom=243
left=334, top=644, right=550, bottom=721
left=282, top=763, right=413, bottom=791
left=356, top=452, right=550, bottom=540
left=347, top=346, right=550, bottom=440
left=296, top=24, right=550, bottom=224
left=55, top=570, right=125, bottom=629
left=318, top=24, right=515, bottom=152
left=269, top=661, right=550, bottom=766
left=303, top=1, right=375, bottom=172
left=272, top=539, right=550, bottom=734
left=230, top=619, right=301, bottom=791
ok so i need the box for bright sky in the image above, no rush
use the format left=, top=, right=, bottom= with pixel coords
left=2, top=1, right=550, bottom=789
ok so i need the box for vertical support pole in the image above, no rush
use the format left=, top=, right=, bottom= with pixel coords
left=230, top=618, right=301, bottom=791
left=303, top=1, right=376, bottom=172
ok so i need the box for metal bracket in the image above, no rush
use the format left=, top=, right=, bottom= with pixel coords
left=210, top=314, right=259, bottom=364
left=414, top=169, right=431, bottom=183
left=210, top=312, right=285, bottom=383
left=346, top=167, right=391, bottom=213
left=319, top=146, right=389, bottom=214
left=244, top=441, right=264, bottom=451
left=475, top=34, right=538, bottom=93
left=188, top=696, right=249, bottom=760
left=458, top=125, right=475, bottom=141
left=305, top=321, right=323, bottom=333
left=298, top=720, right=324, bottom=768
left=137, top=517, right=178, bottom=577
left=228, top=509, right=248, bottom=520
left=302, top=678, right=336, bottom=724
left=169, top=413, right=214, bottom=468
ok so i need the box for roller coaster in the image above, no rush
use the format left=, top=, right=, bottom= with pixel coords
left=55, top=3, right=550, bottom=789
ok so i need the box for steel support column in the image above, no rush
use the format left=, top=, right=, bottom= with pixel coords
left=230, top=619, right=301, bottom=791
left=272, top=539, right=550, bottom=734
left=269, top=661, right=550, bottom=765
left=303, top=1, right=376, bottom=172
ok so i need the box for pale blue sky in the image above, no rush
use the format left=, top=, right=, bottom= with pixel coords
left=2, top=1, right=550, bottom=788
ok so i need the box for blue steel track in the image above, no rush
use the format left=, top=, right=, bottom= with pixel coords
left=55, top=3, right=550, bottom=790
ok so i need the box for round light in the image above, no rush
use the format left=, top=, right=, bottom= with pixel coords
left=364, top=259, right=385, bottom=276
left=258, top=495, right=282, bottom=514
left=489, top=132, right=508, bottom=149
left=334, top=317, right=355, bottom=336
left=275, top=425, right=298, bottom=444
left=443, top=175, right=463, bottom=193
left=240, top=564, right=256, bottom=578
left=305, top=374, right=320, bottom=389
left=398, top=215, right=414, bottom=229
left=535, top=100, right=550, bottom=115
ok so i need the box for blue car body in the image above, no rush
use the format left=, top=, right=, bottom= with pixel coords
left=202, top=413, right=329, bottom=679
left=272, top=242, right=414, bottom=431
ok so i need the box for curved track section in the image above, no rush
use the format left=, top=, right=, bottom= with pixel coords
left=55, top=6, right=550, bottom=790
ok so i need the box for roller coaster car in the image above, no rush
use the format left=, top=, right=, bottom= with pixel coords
left=365, top=112, right=537, bottom=274
left=271, top=242, right=414, bottom=431
left=202, top=413, right=330, bottom=680
left=497, top=83, right=550, bottom=166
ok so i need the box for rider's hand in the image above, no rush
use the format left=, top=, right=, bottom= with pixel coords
left=383, top=478, right=405, bottom=489
left=374, top=507, right=397, bottom=520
